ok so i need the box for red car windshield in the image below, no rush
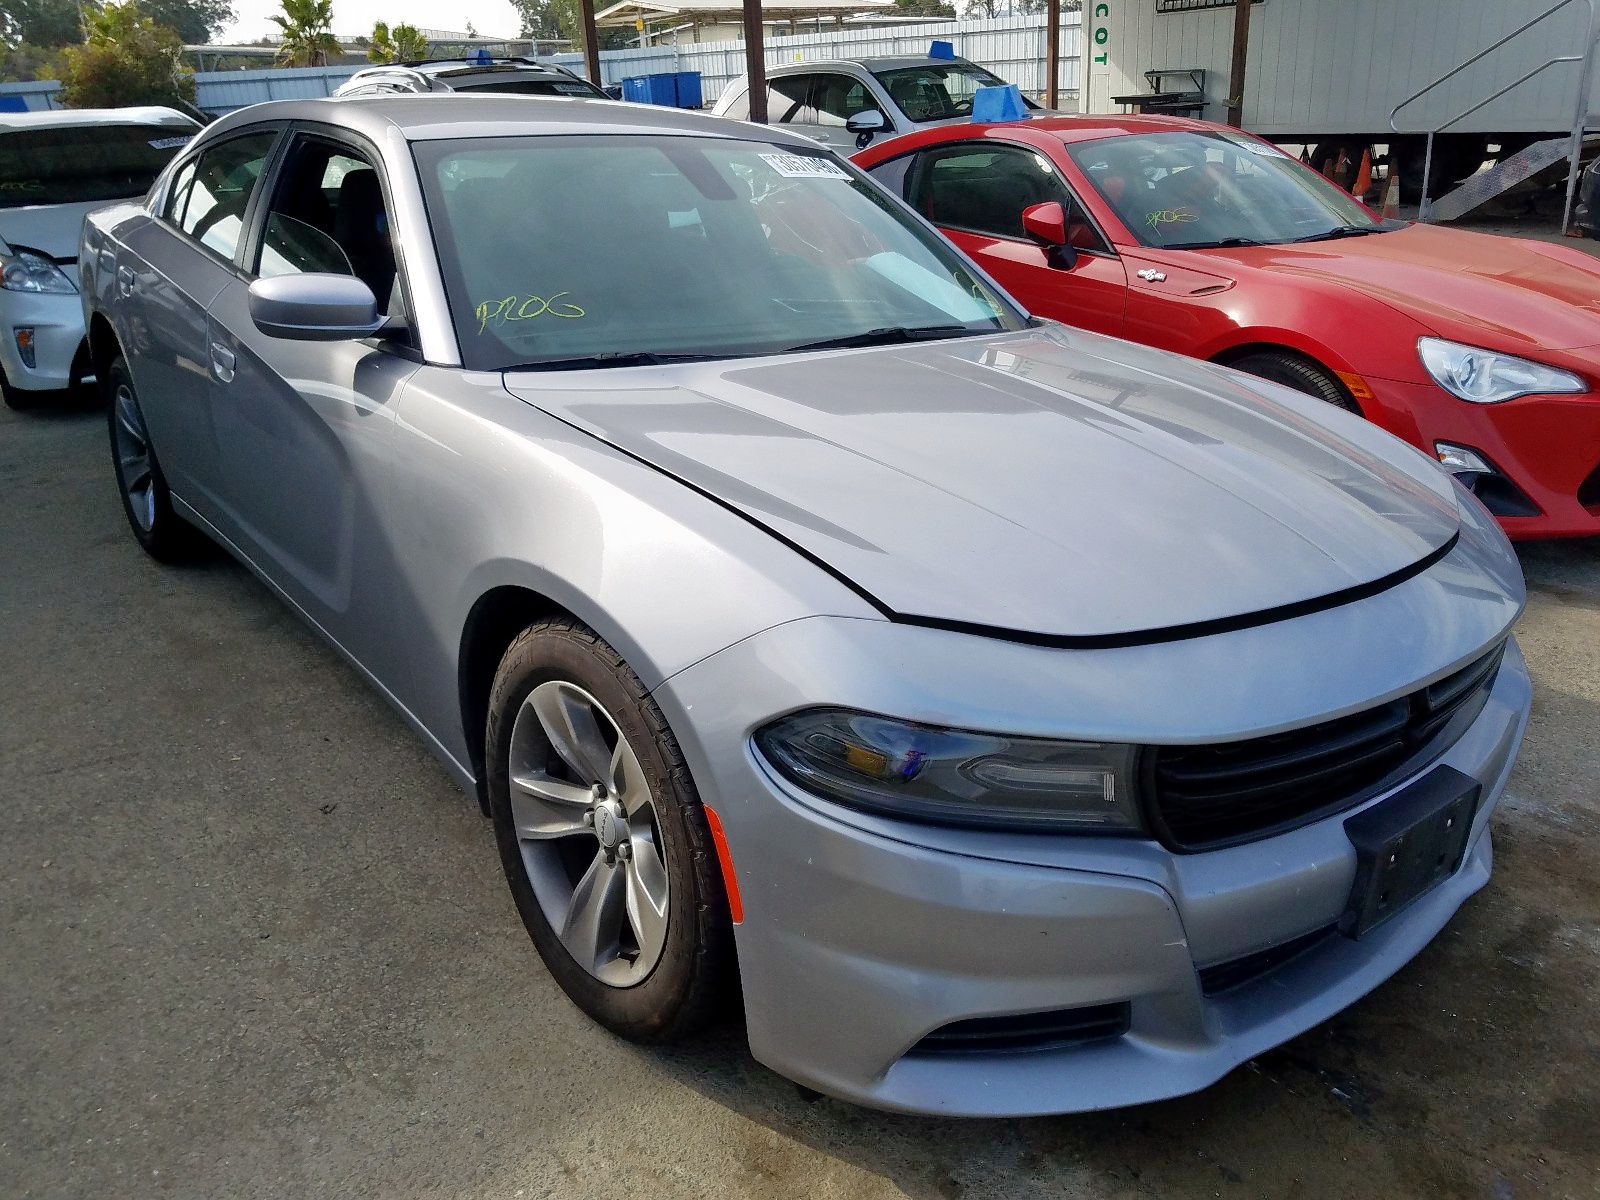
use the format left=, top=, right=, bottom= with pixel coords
left=1066, top=130, right=1385, bottom=249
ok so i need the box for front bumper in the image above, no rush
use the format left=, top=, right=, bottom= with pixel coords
left=655, top=516, right=1527, bottom=1116
left=1364, top=375, right=1600, bottom=540
left=0, top=289, right=89, bottom=392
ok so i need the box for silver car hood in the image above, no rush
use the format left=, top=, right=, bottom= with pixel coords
left=504, top=326, right=1461, bottom=641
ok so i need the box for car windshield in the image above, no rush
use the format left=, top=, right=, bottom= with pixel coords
left=0, top=122, right=197, bottom=209
left=1066, top=130, right=1387, bottom=248
left=871, top=63, right=1034, bottom=122
left=447, top=77, right=606, bottom=96
left=416, top=134, right=1027, bottom=370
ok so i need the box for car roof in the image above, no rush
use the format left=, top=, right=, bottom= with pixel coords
left=205, top=94, right=825, bottom=148
left=911, top=112, right=1233, bottom=146
left=769, top=55, right=972, bottom=74
left=0, top=106, right=197, bottom=132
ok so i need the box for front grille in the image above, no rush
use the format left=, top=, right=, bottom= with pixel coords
left=908, top=1002, right=1131, bottom=1057
left=1148, top=643, right=1505, bottom=851
left=1198, top=926, right=1336, bottom=996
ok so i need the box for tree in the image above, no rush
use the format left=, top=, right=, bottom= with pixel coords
left=367, top=20, right=427, bottom=63
left=0, top=43, right=64, bottom=81
left=57, top=1, right=196, bottom=108
left=137, top=0, right=235, bottom=45
left=270, top=0, right=338, bottom=66
left=894, top=0, right=956, bottom=15
left=1, top=0, right=85, bottom=49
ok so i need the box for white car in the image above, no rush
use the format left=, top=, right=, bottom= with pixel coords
left=711, top=54, right=1041, bottom=153
left=0, top=107, right=199, bottom=409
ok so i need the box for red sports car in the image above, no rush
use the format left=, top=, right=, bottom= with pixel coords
left=853, top=114, right=1600, bottom=540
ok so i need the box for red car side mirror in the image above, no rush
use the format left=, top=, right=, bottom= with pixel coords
left=1021, top=201, right=1078, bottom=269
left=1021, top=201, right=1068, bottom=246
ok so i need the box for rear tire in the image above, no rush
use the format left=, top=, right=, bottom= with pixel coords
left=486, top=618, right=734, bottom=1042
left=1229, top=350, right=1362, bottom=415
left=106, top=356, right=204, bottom=561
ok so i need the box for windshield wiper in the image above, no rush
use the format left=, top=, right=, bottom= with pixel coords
left=1292, top=224, right=1386, bottom=243
left=505, top=351, right=727, bottom=371
left=1161, top=236, right=1264, bottom=250
left=778, top=325, right=976, bottom=354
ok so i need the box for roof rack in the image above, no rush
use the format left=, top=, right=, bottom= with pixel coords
left=397, top=55, right=546, bottom=69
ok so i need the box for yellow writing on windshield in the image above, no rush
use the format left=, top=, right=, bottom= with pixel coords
left=475, top=292, right=586, bottom=334
left=1145, top=207, right=1198, bottom=232
left=0, top=181, right=44, bottom=192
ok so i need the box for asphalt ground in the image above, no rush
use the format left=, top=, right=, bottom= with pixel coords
left=3, top=388, right=1598, bottom=1199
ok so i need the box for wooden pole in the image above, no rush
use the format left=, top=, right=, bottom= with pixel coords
left=743, top=0, right=767, bottom=121
left=578, top=0, right=602, bottom=87
left=1045, top=0, right=1059, bottom=110
left=1225, top=0, right=1252, bottom=127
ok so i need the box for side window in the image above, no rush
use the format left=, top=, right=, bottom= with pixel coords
left=164, top=132, right=278, bottom=262
left=909, top=143, right=1104, bottom=248
left=768, top=75, right=817, bottom=124
left=811, top=74, right=876, bottom=126
left=865, top=153, right=914, bottom=201
left=255, top=136, right=403, bottom=317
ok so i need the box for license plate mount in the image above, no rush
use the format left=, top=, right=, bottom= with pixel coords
left=1340, top=765, right=1481, bottom=939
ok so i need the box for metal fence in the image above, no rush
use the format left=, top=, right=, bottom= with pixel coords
left=0, top=14, right=1081, bottom=114
left=553, top=14, right=1084, bottom=104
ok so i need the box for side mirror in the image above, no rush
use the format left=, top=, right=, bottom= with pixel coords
left=848, top=108, right=888, bottom=149
left=1021, top=200, right=1078, bottom=269
left=248, top=273, right=384, bottom=341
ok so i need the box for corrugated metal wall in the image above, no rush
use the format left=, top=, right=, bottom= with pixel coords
left=1088, top=0, right=1589, bottom=137
left=0, top=15, right=1082, bottom=115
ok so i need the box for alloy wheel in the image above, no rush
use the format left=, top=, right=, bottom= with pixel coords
left=112, top=383, right=155, bottom=532
left=507, top=680, right=671, bottom=987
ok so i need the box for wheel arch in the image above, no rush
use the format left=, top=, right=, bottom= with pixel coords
left=457, top=583, right=570, bottom=815
left=86, top=311, right=121, bottom=392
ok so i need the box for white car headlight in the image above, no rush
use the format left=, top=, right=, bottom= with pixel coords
left=756, top=708, right=1143, bottom=832
left=1, top=247, right=77, bottom=295
left=1418, top=337, right=1584, bottom=404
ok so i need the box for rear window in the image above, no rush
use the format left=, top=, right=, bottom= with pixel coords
left=449, top=77, right=605, bottom=97
left=0, top=122, right=198, bottom=209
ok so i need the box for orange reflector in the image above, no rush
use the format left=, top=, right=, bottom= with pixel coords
left=1335, top=370, right=1376, bottom=402
left=703, top=804, right=743, bottom=925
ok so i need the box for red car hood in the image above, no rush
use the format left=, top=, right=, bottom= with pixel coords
left=1149, top=223, right=1600, bottom=356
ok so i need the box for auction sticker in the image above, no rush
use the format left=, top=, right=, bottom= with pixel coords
left=148, top=135, right=195, bottom=150
left=760, top=153, right=850, bottom=180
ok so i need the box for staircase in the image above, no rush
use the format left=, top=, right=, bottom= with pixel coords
left=1388, top=0, right=1600, bottom=228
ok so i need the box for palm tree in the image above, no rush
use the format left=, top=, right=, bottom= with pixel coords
left=271, top=0, right=340, bottom=67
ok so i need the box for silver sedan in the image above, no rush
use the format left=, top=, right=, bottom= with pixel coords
left=79, top=95, right=1530, bottom=1116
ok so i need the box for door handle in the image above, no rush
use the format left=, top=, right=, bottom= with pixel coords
left=210, top=342, right=236, bottom=383
left=116, top=266, right=135, bottom=297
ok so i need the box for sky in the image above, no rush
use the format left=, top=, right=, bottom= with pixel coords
left=219, top=0, right=527, bottom=44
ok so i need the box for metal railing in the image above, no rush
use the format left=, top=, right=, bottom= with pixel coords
left=1389, top=0, right=1599, bottom=226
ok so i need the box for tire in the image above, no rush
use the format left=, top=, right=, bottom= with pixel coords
left=486, top=618, right=734, bottom=1042
left=1229, top=350, right=1362, bottom=415
left=106, top=356, right=203, bottom=561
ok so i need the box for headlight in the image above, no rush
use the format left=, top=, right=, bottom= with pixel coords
left=1418, top=337, right=1584, bottom=403
left=755, top=708, right=1143, bottom=832
left=0, top=247, right=76, bottom=295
